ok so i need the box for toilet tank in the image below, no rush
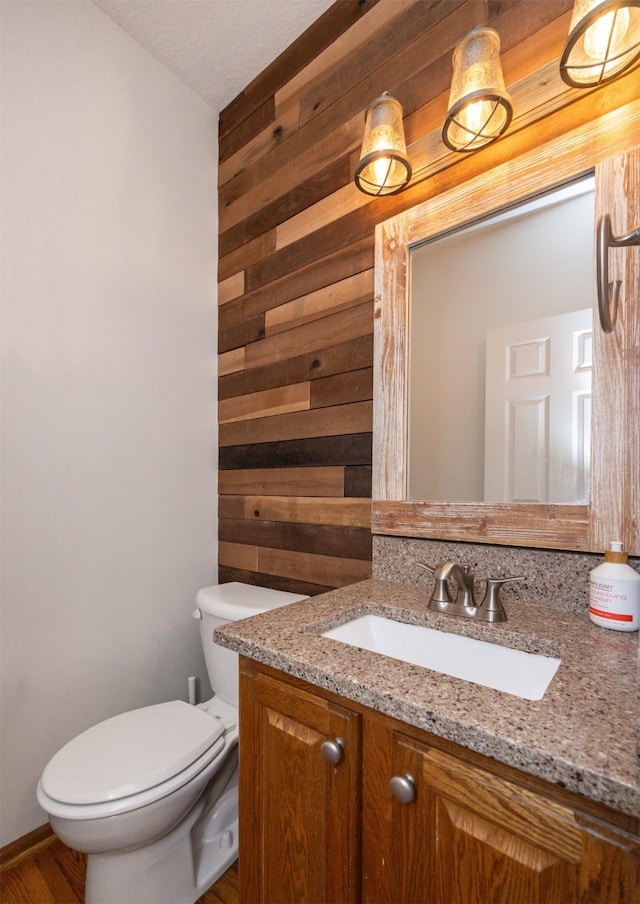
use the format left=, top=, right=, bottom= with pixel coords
left=194, top=582, right=308, bottom=706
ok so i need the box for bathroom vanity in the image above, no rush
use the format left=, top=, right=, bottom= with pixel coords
left=215, top=578, right=640, bottom=903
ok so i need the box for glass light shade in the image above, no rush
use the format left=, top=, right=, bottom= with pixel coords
left=442, top=27, right=513, bottom=152
left=560, top=0, right=640, bottom=86
left=354, top=94, right=412, bottom=196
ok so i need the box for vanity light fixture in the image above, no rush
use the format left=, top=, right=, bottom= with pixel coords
left=560, top=0, right=640, bottom=87
left=442, top=26, right=513, bottom=152
left=353, top=92, right=412, bottom=196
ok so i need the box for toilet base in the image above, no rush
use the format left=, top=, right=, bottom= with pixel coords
left=85, top=758, right=238, bottom=904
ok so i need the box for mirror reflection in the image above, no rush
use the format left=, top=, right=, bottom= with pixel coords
left=408, top=177, right=595, bottom=504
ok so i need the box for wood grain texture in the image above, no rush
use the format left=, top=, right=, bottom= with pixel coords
left=241, top=495, right=371, bottom=528
left=219, top=518, right=372, bottom=560
left=219, top=465, right=345, bottom=497
left=246, top=662, right=640, bottom=904
left=218, top=381, right=309, bottom=424
left=219, top=401, right=373, bottom=447
left=219, top=237, right=373, bottom=331
left=591, top=148, right=640, bottom=555
left=239, top=665, right=361, bottom=903
left=219, top=433, right=372, bottom=470
left=218, top=0, right=640, bottom=592
left=219, top=335, right=373, bottom=401
left=219, top=541, right=371, bottom=587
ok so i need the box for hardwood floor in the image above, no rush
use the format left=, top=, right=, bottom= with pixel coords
left=0, top=834, right=239, bottom=904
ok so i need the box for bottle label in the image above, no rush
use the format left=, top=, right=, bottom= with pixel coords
left=588, top=605, right=633, bottom=622
left=589, top=577, right=640, bottom=625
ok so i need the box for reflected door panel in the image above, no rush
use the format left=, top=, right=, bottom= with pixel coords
left=484, top=309, right=592, bottom=503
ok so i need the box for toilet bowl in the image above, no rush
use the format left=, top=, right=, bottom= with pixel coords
left=36, top=582, right=307, bottom=904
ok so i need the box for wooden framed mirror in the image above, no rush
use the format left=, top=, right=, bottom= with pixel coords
left=372, top=100, right=639, bottom=554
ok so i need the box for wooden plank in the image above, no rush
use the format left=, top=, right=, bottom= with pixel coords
left=223, top=236, right=373, bottom=328
left=220, top=155, right=350, bottom=259
left=243, top=495, right=371, bottom=528
left=41, top=842, right=85, bottom=904
left=219, top=96, right=275, bottom=161
left=371, top=501, right=589, bottom=550
left=219, top=433, right=372, bottom=471
left=275, top=0, right=419, bottom=112
left=218, top=565, right=331, bottom=597
left=219, top=540, right=258, bottom=572
left=219, top=102, right=300, bottom=188
left=310, top=367, right=373, bottom=409
left=255, top=544, right=372, bottom=588
left=219, top=465, right=345, bottom=497
left=344, top=465, right=373, bottom=498
left=265, top=270, right=373, bottom=336
left=244, top=301, right=373, bottom=370
left=218, top=229, right=276, bottom=282
left=219, top=113, right=363, bottom=233
left=218, top=381, right=310, bottom=424
left=34, top=848, right=82, bottom=904
left=219, top=311, right=265, bottom=354
left=218, top=495, right=245, bottom=520
left=218, top=346, right=245, bottom=377
left=373, top=209, right=408, bottom=502
left=218, top=272, right=244, bottom=306
left=591, top=148, right=640, bottom=556
left=219, top=518, right=372, bottom=560
left=219, top=0, right=379, bottom=139
left=275, top=179, right=370, bottom=250
left=219, top=334, right=373, bottom=401
left=219, top=401, right=373, bottom=447
left=1, top=857, right=55, bottom=903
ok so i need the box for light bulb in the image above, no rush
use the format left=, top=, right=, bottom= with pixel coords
left=460, top=99, right=494, bottom=137
left=583, top=6, right=630, bottom=59
left=372, top=156, right=393, bottom=187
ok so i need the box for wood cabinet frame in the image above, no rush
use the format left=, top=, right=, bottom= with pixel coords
left=372, top=100, right=640, bottom=554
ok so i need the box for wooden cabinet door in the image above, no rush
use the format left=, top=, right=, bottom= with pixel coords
left=363, top=716, right=640, bottom=904
left=239, top=663, right=361, bottom=903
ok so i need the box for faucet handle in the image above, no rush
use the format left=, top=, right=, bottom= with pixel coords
left=415, top=562, right=452, bottom=603
left=480, top=576, right=523, bottom=622
left=414, top=562, right=435, bottom=575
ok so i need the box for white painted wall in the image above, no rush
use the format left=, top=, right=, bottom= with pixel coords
left=1, top=1, right=218, bottom=846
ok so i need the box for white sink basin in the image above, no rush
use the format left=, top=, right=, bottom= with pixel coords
left=322, top=615, right=560, bottom=701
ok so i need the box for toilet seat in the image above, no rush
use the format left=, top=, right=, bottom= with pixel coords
left=38, top=701, right=227, bottom=820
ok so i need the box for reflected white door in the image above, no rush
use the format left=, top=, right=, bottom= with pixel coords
left=484, top=309, right=592, bottom=503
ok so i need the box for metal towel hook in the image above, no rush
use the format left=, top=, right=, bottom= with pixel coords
left=596, top=214, right=640, bottom=333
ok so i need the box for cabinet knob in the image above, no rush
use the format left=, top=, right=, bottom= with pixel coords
left=321, top=738, right=344, bottom=764
left=389, top=773, right=416, bottom=804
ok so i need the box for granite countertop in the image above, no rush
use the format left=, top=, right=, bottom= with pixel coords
left=214, top=578, right=640, bottom=818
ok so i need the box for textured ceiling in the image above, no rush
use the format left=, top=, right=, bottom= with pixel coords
left=91, top=0, right=335, bottom=112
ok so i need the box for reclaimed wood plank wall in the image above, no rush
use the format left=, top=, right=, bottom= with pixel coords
left=217, top=0, right=638, bottom=596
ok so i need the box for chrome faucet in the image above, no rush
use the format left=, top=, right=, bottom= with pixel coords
left=419, top=561, right=521, bottom=623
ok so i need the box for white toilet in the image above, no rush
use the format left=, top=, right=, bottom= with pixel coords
left=36, top=582, right=307, bottom=904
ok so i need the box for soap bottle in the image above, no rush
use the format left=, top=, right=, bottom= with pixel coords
left=588, top=542, right=640, bottom=631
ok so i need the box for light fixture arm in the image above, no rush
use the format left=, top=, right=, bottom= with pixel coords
left=596, top=213, right=640, bottom=332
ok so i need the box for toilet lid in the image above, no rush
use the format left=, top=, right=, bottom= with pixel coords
left=41, top=701, right=224, bottom=805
